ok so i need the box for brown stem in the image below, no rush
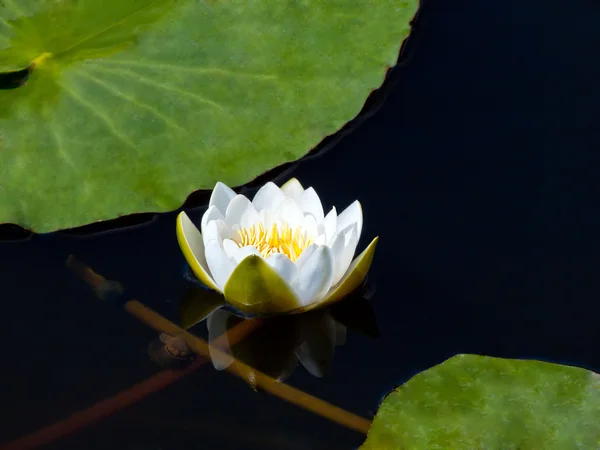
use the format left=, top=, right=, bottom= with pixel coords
left=124, top=293, right=371, bottom=434
left=0, top=256, right=371, bottom=450
left=0, top=258, right=260, bottom=450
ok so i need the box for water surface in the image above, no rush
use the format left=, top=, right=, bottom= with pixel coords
left=1, top=0, right=600, bottom=449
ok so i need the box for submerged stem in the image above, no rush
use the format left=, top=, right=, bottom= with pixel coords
left=126, top=298, right=372, bottom=434
left=0, top=258, right=259, bottom=450
left=0, top=256, right=370, bottom=450
left=70, top=254, right=371, bottom=433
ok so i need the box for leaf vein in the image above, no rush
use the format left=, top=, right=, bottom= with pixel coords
left=76, top=68, right=185, bottom=134
left=48, top=122, right=76, bottom=170
left=92, top=59, right=278, bottom=82
left=58, top=80, right=138, bottom=152
left=56, top=0, right=169, bottom=58
left=86, top=64, right=226, bottom=112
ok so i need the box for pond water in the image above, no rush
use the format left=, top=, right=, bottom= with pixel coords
left=2, top=1, right=600, bottom=449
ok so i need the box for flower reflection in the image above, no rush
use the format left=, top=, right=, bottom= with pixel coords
left=207, top=308, right=345, bottom=380
left=167, top=279, right=378, bottom=380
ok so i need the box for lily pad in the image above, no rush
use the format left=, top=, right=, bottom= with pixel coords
left=0, top=0, right=419, bottom=232
left=361, top=354, right=600, bottom=450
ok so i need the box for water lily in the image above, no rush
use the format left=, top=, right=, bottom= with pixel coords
left=176, top=178, right=378, bottom=315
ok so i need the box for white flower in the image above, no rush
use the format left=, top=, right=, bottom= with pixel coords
left=176, top=178, right=378, bottom=315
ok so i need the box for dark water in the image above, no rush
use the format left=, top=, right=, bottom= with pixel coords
left=2, top=1, right=600, bottom=449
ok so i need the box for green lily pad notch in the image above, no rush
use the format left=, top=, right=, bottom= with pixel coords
left=0, top=0, right=420, bottom=232
left=361, top=354, right=600, bottom=449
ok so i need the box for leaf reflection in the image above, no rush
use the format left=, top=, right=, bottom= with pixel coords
left=179, top=284, right=225, bottom=330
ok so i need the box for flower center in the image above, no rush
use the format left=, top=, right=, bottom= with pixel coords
left=235, top=222, right=312, bottom=262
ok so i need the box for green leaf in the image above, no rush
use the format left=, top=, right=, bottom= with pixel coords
left=361, top=354, right=600, bottom=450
left=178, top=285, right=224, bottom=330
left=0, top=1, right=419, bottom=232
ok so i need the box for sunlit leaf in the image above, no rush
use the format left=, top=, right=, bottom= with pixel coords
left=0, top=0, right=419, bottom=232
left=361, top=354, right=600, bottom=449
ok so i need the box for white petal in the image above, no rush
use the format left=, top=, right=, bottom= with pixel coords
left=202, top=219, right=229, bottom=248
left=280, top=178, right=304, bottom=201
left=323, top=237, right=378, bottom=304
left=240, top=203, right=260, bottom=229
left=314, top=234, right=326, bottom=245
left=276, top=197, right=304, bottom=229
left=252, top=182, right=286, bottom=212
left=201, top=205, right=225, bottom=238
left=238, top=245, right=261, bottom=262
left=258, top=209, right=278, bottom=230
left=222, top=239, right=240, bottom=264
left=222, top=240, right=260, bottom=265
left=330, top=223, right=359, bottom=285
left=330, top=224, right=352, bottom=268
left=209, top=182, right=236, bottom=216
left=225, top=194, right=254, bottom=228
left=266, top=253, right=298, bottom=287
left=302, top=214, right=318, bottom=239
left=207, top=310, right=234, bottom=371
left=204, top=239, right=236, bottom=291
left=337, top=200, right=363, bottom=240
left=292, top=245, right=335, bottom=306
left=298, top=187, right=324, bottom=224
left=323, top=207, right=337, bottom=246
left=294, top=242, right=317, bottom=268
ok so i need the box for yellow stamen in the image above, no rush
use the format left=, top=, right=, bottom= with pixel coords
left=235, top=222, right=311, bottom=261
